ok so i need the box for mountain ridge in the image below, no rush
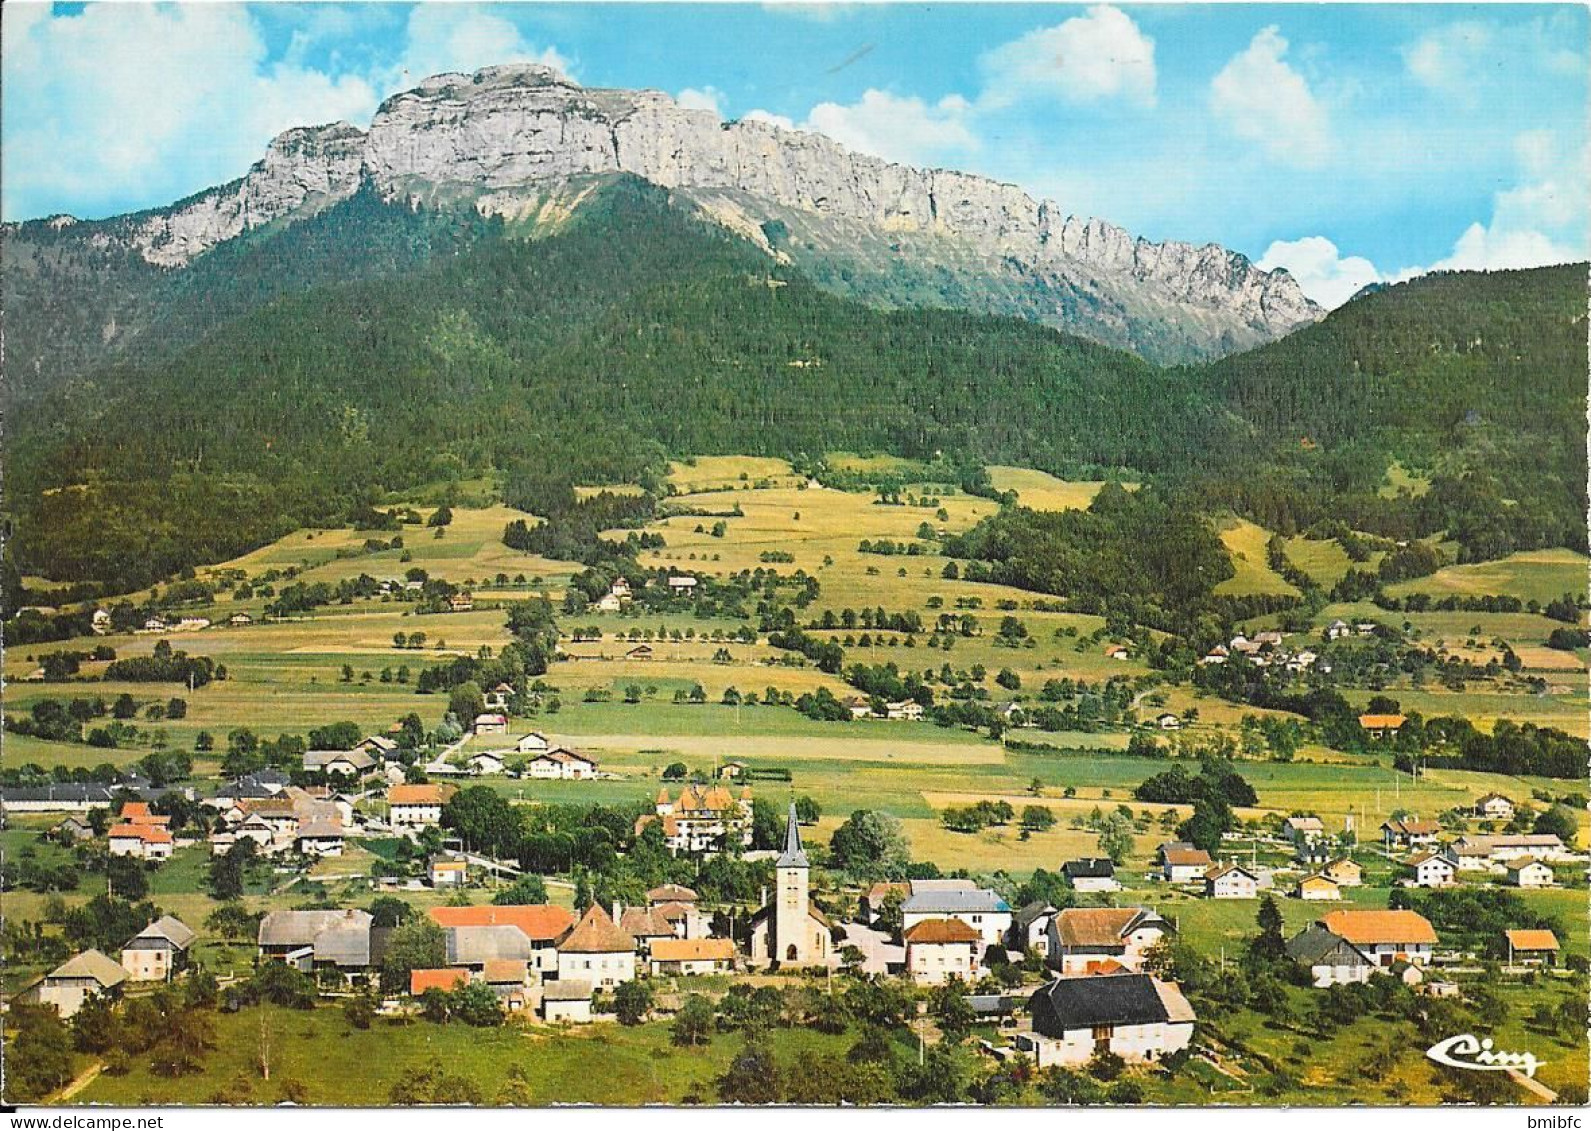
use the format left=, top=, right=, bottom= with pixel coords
left=4, top=62, right=1320, bottom=366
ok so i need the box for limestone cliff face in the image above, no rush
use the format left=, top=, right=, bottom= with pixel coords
left=29, top=64, right=1321, bottom=356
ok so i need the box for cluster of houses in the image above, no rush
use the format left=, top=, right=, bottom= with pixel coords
left=206, top=780, right=357, bottom=858
left=20, top=914, right=196, bottom=1018
left=839, top=697, right=926, bottom=722
left=1379, top=800, right=1573, bottom=890
left=637, top=784, right=756, bottom=854
left=1200, top=629, right=1321, bottom=674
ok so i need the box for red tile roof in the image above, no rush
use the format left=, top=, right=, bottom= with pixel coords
left=903, top=918, right=981, bottom=945
left=410, top=968, right=468, bottom=995
left=428, top=904, right=574, bottom=942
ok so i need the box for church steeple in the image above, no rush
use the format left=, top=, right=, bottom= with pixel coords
left=775, top=801, right=808, bottom=869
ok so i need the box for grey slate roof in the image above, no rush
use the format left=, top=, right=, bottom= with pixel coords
left=1, top=785, right=117, bottom=803
left=49, top=949, right=130, bottom=988
left=1013, top=901, right=1056, bottom=931
left=1286, top=924, right=1373, bottom=968
left=128, top=915, right=196, bottom=951
left=446, top=925, right=535, bottom=966
left=304, top=749, right=376, bottom=772
left=776, top=801, right=808, bottom=869
left=1062, top=858, right=1117, bottom=879
left=258, top=909, right=373, bottom=954
left=542, top=979, right=593, bottom=1002
left=1030, top=974, right=1170, bottom=1036
left=902, top=888, right=1010, bottom=915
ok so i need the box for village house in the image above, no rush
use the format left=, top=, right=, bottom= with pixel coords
left=1204, top=863, right=1259, bottom=899
left=1286, top=923, right=1376, bottom=987
left=108, top=822, right=174, bottom=861
left=640, top=783, right=754, bottom=854
left=749, top=804, right=833, bottom=968
left=473, top=713, right=509, bottom=737
left=228, top=612, right=253, bottom=626
left=618, top=904, right=676, bottom=955
left=859, top=881, right=910, bottom=925
left=1200, top=644, right=1229, bottom=665
left=1294, top=874, right=1342, bottom=901
left=467, top=752, right=506, bottom=776
left=667, top=575, right=698, bottom=595
left=515, top=731, right=551, bottom=755
left=1048, top=907, right=1172, bottom=975
left=120, top=915, right=195, bottom=982
left=842, top=696, right=874, bottom=720
left=1406, top=849, right=1457, bottom=888
left=1474, top=792, right=1515, bottom=820
left=595, top=591, right=624, bottom=613
left=624, top=643, right=654, bottom=661
left=540, top=979, right=594, bottom=1024
left=1009, top=903, right=1057, bottom=957
left=523, top=748, right=599, bottom=780
left=445, top=926, right=535, bottom=975
left=1506, top=857, right=1554, bottom=888
left=1158, top=842, right=1213, bottom=884
left=1317, top=909, right=1437, bottom=968
left=257, top=909, right=375, bottom=977
left=428, top=855, right=468, bottom=887
left=429, top=905, right=574, bottom=981
left=1062, top=858, right=1121, bottom=893
left=1505, top=929, right=1559, bottom=968
left=1104, top=644, right=1130, bottom=661
left=1359, top=713, right=1407, bottom=739
left=388, top=784, right=456, bottom=829
left=554, top=904, right=636, bottom=988
left=303, top=748, right=377, bottom=779
left=1326, top=619, right=1351, bottom=641
left=51, top=816, right=94, bottom=842
left=904, top=918, right=982, bottom=985
left=24, top=950, right=129, bottom=1018
left=1282, top=816, right=1326, bottom=851
left=900, top=880, right=1012, bottom=948
left=1017, top=974, right=1195, bottom=1068
left=884, top=699, right=924, bottom=721
left=1155, top=712, right=1182, bottom=730
left=449, top=592, right=474, bottom=613
left=1456, top=832, right=1572, bottom=863
left=648, top=938, right=736, bottom=977
left=0, top=783, right=120, bottom=815
left=92, top=608, right=112, bottom=634
left=1323, top=857, right=1363, bottom=887
left=141, top=615, right=169, bottom=633
left=646, top=883, right=709, bottom=939
left=295, top=818, right=345, bottom=857
left=483, top=683, right=515, bottom=712
left=1381, top=817, right=1440, bottom=851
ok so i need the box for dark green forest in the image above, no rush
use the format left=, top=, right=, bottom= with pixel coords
left=4, top=175, right=1586, bottom=595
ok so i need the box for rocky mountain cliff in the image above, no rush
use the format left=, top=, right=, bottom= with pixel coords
left=8, top=64, right=1321, bottom=363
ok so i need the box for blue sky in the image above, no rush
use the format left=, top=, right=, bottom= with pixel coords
left=4, top=2, right=1586, bottom=306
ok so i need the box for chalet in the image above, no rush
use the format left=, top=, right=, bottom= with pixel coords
left=303, top=748, right=377, bottom=779
left=1474, top=793, right=1516, bottom=820
left=540, top=979, right=594, bottom=1024
left=1323, top=858, right=1363, bottom=887
left=1062, top=858, right=1121, bottom=893
left=1294, top=874, right=1341, bottom=901
left=1204, top=863, right=1259, bottom=899
left=1018, top=974, right=1195, bottom=1068
left=1506, top=857, right=1554, bottom=888
left=473, top=713, right=509, bottom=737
left=92, top=608, right=112, bottom=634
left=120, top=916, right=195, bottom=982
left=257, top=909, right=375, bottom=975
left=1505, top=929, right=1559, bottom=968
left=1282, top=816, right=1325, bottom=850
left=448, top=592, right=474, bottom=613
left=609, top=578, right=632, bottom=599
left=523, top=748, right=598, bottom=780
left=388, top=784, right=456, bottom=829
left=429, top=904, right=573, bottom=979
left=484, top=683, right=515, bottom=711
left=595, top=592, right=623, bottom=613
left=1200, top=645, right=1229, bottom=666
left=1317, top=909, right=1437, bottom=967
left=842, top=696, right=874, bottom=720
left=108, top=822, right=173, bottom=860
left=900, top=883, right=1012, bottom=948
left=25, top=950, right=129, bottom=1018
left=428, top=855, right=468, bottom=887
left=1104, top=644, right=1130, bottom=661
left=141, top=616, right=169, bottom=632
left=904, top=918, right=982, bottom=985
left=1048, top=907, right=1171, bottom=975
left=1381, top=817, right=1440, bottom=851
left=648, top=937, right=735, bottom=977
left=666, top=575, right=698, bottom=594
left=640, top=784, right=754, bottom=855
left=1158, top=842, right=1213, bottom=884
left=1253, top=630, right=1284, bottom=647
left=554, top=904, right=636, bottom=988
left=884, top=699, right=924, bottom=721
left=467, top=752, right=506, bottom=776
left=1009, top=903, right=1057, bottom=956
left=1406, top=849, right=1456, bottom=888
left=624, top=644, right=654, bottom=661
left=1286, top=923, right=1375, bottom=987
left=1155, top=713, right=1182, bottom=730
left=229, top=612, right=253, bottom=626
left=1358, top=713, right=1407, bottom=739
left=1326, top=619, right=1351, bottom=641
left=515, top=732, right=551, bottom=755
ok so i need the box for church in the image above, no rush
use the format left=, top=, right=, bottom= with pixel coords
left=748, top=802, right=833, bottom=968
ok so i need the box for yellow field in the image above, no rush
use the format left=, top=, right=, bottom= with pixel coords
left=664, top=455, right=805, bottom=493
left=985, top=466, right=1116, bottom=511
left=1213, top=517, right=1300, bottom=598
left=1386, top=548, right=1589, bottom=606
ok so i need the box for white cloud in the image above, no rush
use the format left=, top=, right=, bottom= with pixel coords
left=803, top=90, right=978, bottom=166
left=741, top=109, right=798, bottom=132
left=980, top=6, right=1157, bottom=108
left=1210, top=27, right=1330, bottom=168
left=1257, top=236, right=1381, bottom=309
left=677, top=86, right=727, bottom=118
left=1403, top=17, right=1584, bottom=103
left=384, top=4, right=570, bottom=89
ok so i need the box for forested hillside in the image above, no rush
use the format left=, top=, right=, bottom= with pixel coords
left=3, top=176, right=1585, bottom=597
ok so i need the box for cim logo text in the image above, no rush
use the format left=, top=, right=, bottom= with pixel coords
left=1425, top=1033, right=1543, bottom=1078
